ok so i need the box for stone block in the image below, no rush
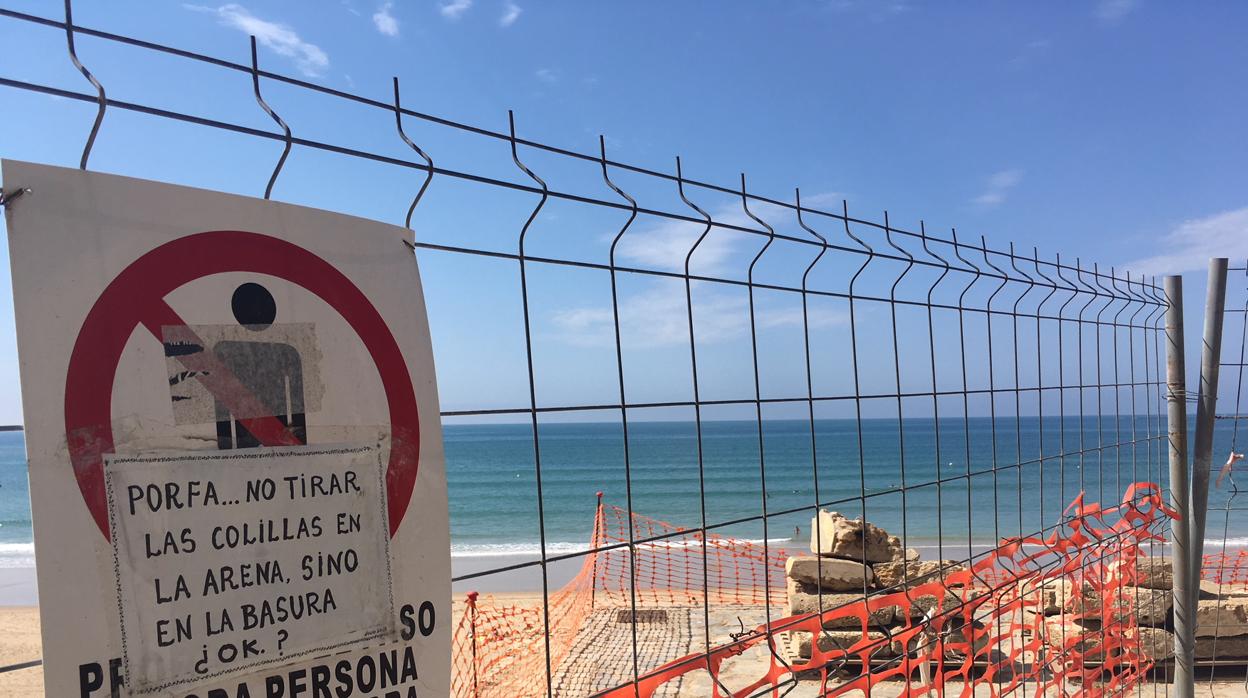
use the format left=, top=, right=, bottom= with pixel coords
left=943, top=618, right=990, bottom=658
left=1107, top=556, right=1172, bottom=590
left=1195, top=597, right=1248, bottom=637
left=896, top=590, right=980, bottom=620
left=1199, top=579, right=1248, bottom=598
left=785, top=555, right=875, bottom=591
left=1195, top=633, right=1248, bottom=659
left=1071, top=587, right=1171, bottom=627
left=1017, top=577, right=1078, bottom=616
left=790, top=629, right=903, bottom=660
left=1078, top=621, right=1173, bottom=659
left=787, top=579, right=895, bottom=629
left=1043, top=616, right=1102, bottom=655
left=1135, top=627, right=1175, bottom=661
left=809, top=510, right=904, bottom=563
left=874, top=559, right=966, bottom=589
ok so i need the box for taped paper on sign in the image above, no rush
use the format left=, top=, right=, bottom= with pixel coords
left=164, top=323, right=324, bottom=427
left=106, top=442, right=394, bottom=693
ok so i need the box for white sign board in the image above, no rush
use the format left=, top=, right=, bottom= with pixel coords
left=3, top=160, right=449, bottom=697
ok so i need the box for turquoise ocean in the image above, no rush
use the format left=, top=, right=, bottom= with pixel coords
left=0, top=418, right=1245, bottom=569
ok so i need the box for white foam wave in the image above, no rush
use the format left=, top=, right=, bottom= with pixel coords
left=0, top=542, right=36, bottom=568
left=1209, top=537, right=1248, bottom=548
left=450, top=538, right=796, bottom=558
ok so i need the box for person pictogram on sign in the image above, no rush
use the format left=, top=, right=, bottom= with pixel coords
left=214, top=282, right=308, bottom=449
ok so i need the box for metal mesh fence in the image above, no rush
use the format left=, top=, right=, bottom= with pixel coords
left=0, top=3, right=1206, bottom=696
left=1200, top=260, right=1248, bottom=689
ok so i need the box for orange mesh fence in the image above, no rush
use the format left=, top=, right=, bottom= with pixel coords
left=450, top=484, right=1243, bottom=697
left=450, top=500, right=789, bottom=697
left=1202, top=550, right=1248, bottom=585
left=586, top=502, right=790, bottom=608
left=597, top=482, right=1177, bottom=698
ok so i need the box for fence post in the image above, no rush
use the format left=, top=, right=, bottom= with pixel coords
left=1165, top=274, right=1195, bottom=697
left=466, top=591, right=480, bottom=698
left=590, top=491, right=603, bottom=611
left=1190, top=258, right=1229, bottom=609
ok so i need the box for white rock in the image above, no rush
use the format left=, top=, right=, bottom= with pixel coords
left=1017, top=577, right=1077, bottom=616
left=1195, top=597, right=1248, bottom=637
left=809, top=510, right=905, bottom=563
left=785, top=555, right=875, bottom=591
left=873, top=559, right=966, bottom=589
left=786, top=578, right=895, bottom=629
left=1071, top=587, right=1171, bottom=627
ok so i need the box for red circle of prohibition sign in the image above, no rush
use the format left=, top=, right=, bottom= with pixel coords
left=64, top=231, right=420, bottom=541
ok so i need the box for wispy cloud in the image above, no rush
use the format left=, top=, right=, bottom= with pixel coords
left=1122, top=206, right=1248, bottom=275
left=550, top=284, right=845, bottom=349
left=373, top=2, right=399, bottom=36
left=187, top=4, right=328, bottom=76
left=535, top=67, right=558, bottom=84
left=972, top=169, right=1023, bottom=208
left=613, top=217, right=735, bottom=275
left=1009, top=38, right=1051, bottom=68
left=500, top=1, right=521, bottom=27
left=440, top=0, right=472, bottom=20
left=613, top=197, right=840, bottom=276
left=826, top=0, right=912, bottom=22
left=1095, top=0, right=1137, bottom=24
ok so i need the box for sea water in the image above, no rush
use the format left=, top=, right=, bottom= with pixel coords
left=444, top=416, right=1248, bottom=558
left=0, top=419, right=1245, bottom=570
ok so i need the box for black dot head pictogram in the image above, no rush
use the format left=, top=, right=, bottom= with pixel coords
left=232, top=282, right=276, bottom=331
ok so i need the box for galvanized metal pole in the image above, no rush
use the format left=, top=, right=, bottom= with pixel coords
left=1190, top=258, right=1228, bottom=613
left=1165, top=274, right=1195, bottom=697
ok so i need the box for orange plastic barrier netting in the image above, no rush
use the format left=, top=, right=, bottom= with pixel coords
left=1202, top=550, right=1248, bottom=585
left=450, top=484, right=1230, bottom=697
left=450, top=500, right=789, bottom=697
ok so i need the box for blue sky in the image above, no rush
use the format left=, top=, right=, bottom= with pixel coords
left=0, top=1, right=1246, bottom=425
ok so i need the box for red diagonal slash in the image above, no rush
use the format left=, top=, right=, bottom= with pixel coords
left=143, top=300, right=301, bottom=447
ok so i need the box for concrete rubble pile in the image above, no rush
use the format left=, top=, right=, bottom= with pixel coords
left=1025, top=557, right=1248, bottom=663
left=783, top=510, right=971, bottom=663
left=784, top=511, right=1248, bottom=667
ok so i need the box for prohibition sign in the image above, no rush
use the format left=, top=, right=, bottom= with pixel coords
left=63, top=231, right=421, bottom=541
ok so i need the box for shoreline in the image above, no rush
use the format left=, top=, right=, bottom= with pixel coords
left=0, top=537, right=1232, bottom=604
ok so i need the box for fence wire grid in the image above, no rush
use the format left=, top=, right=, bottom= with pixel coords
left=1, top=3, right=1221, bottom=697
left=1201, top=260, right=1248, bottom=692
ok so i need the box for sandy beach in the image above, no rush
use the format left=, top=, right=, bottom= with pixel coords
left=0, top=607, right=42, bottom=697
left=3, top=587, right=1248, bottom=696
left=2, top=560, right=1246, bottom=697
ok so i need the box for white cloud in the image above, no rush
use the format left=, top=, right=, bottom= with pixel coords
left=188, top=4, right=329, bottom=76
left=549, top=284, right=845, bottom=349
left=1121, top=206, right=1248, bottom=276
left=1096, top=0, right=1137, bottom=23
left=500, top=1, right=521, bottom=26
left=613, top=217, right=735, bottom=275
left=614, top=196, right=841, bottom=275
left=535, top=68, right=558, bottom=84
left=440, top=0, right=472, bottom=20
left=373, top=2, right=399, bottom=36
left=798, top=191, right=847, bottom=208
left=972, top=169, right=1023, bottom=208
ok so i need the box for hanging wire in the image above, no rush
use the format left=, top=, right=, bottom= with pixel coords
left=393, top=77, right=434, bottom=230
left=250, top=35, right=291, bottom=200
left=63, top=0, right=105, bottom=170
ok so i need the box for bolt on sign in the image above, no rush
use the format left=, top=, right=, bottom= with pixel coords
left=3, top=161, right=449, bottom=697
